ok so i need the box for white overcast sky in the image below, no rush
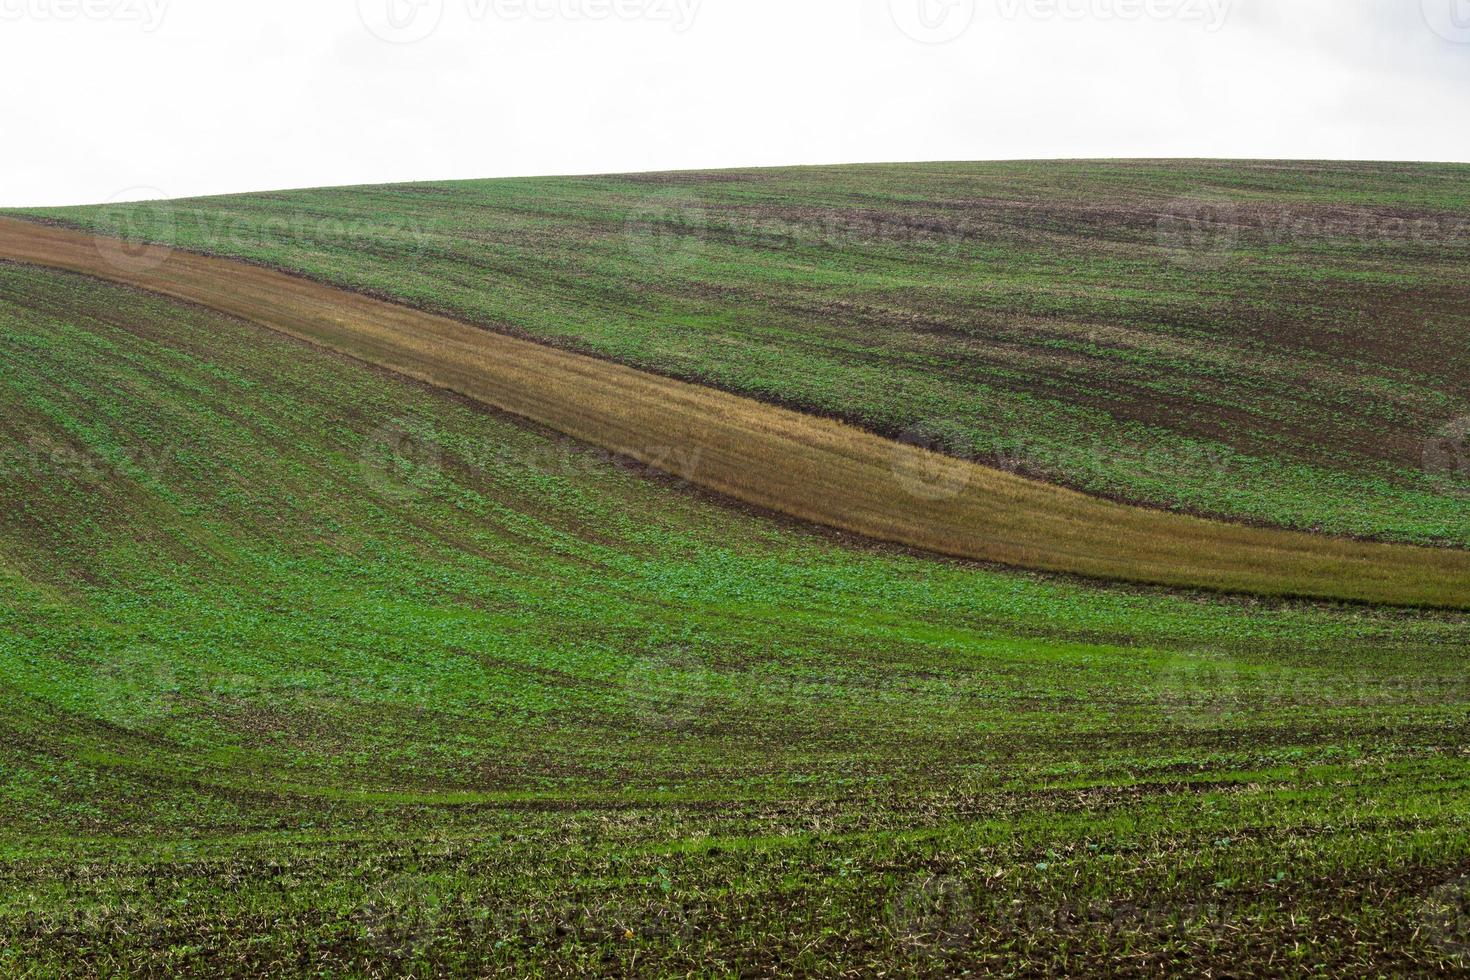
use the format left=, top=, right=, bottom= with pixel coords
left=2, top=0, right=1468, bottom=206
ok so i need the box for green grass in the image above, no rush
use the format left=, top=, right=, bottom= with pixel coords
left=1, top=262, right=1469, bottom=975
left=17, top=159, right=1470, bottom=548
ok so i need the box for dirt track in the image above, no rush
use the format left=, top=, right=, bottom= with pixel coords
left=1, top=215, right=1466, bottom=609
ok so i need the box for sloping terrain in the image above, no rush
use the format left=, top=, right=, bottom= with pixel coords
left=1, top=216, right=1466, bottom=607
left=1, top=263, right=1469, bottom=976
left=18, top=160, right=1470, bottom=545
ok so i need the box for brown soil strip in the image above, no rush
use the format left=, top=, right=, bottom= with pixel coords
left=1, top=216, right=1465, bottom=609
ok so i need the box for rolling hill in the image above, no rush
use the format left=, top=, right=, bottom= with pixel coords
left=2, top=163, right=1469, bottom=976
left=19, top=160, right=1470, bottom=546
left=1, top=215, right=1465, bottom=607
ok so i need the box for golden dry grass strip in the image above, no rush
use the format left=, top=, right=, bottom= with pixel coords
left=1, top=215, right=1465, bottom=608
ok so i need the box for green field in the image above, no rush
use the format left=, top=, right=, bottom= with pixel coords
left=22, top=160, right=1470, bottom=545
left=3, top=255, right=1470, bottom=976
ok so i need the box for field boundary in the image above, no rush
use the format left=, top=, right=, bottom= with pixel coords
left=2, top=215, right=1467, bottom=608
